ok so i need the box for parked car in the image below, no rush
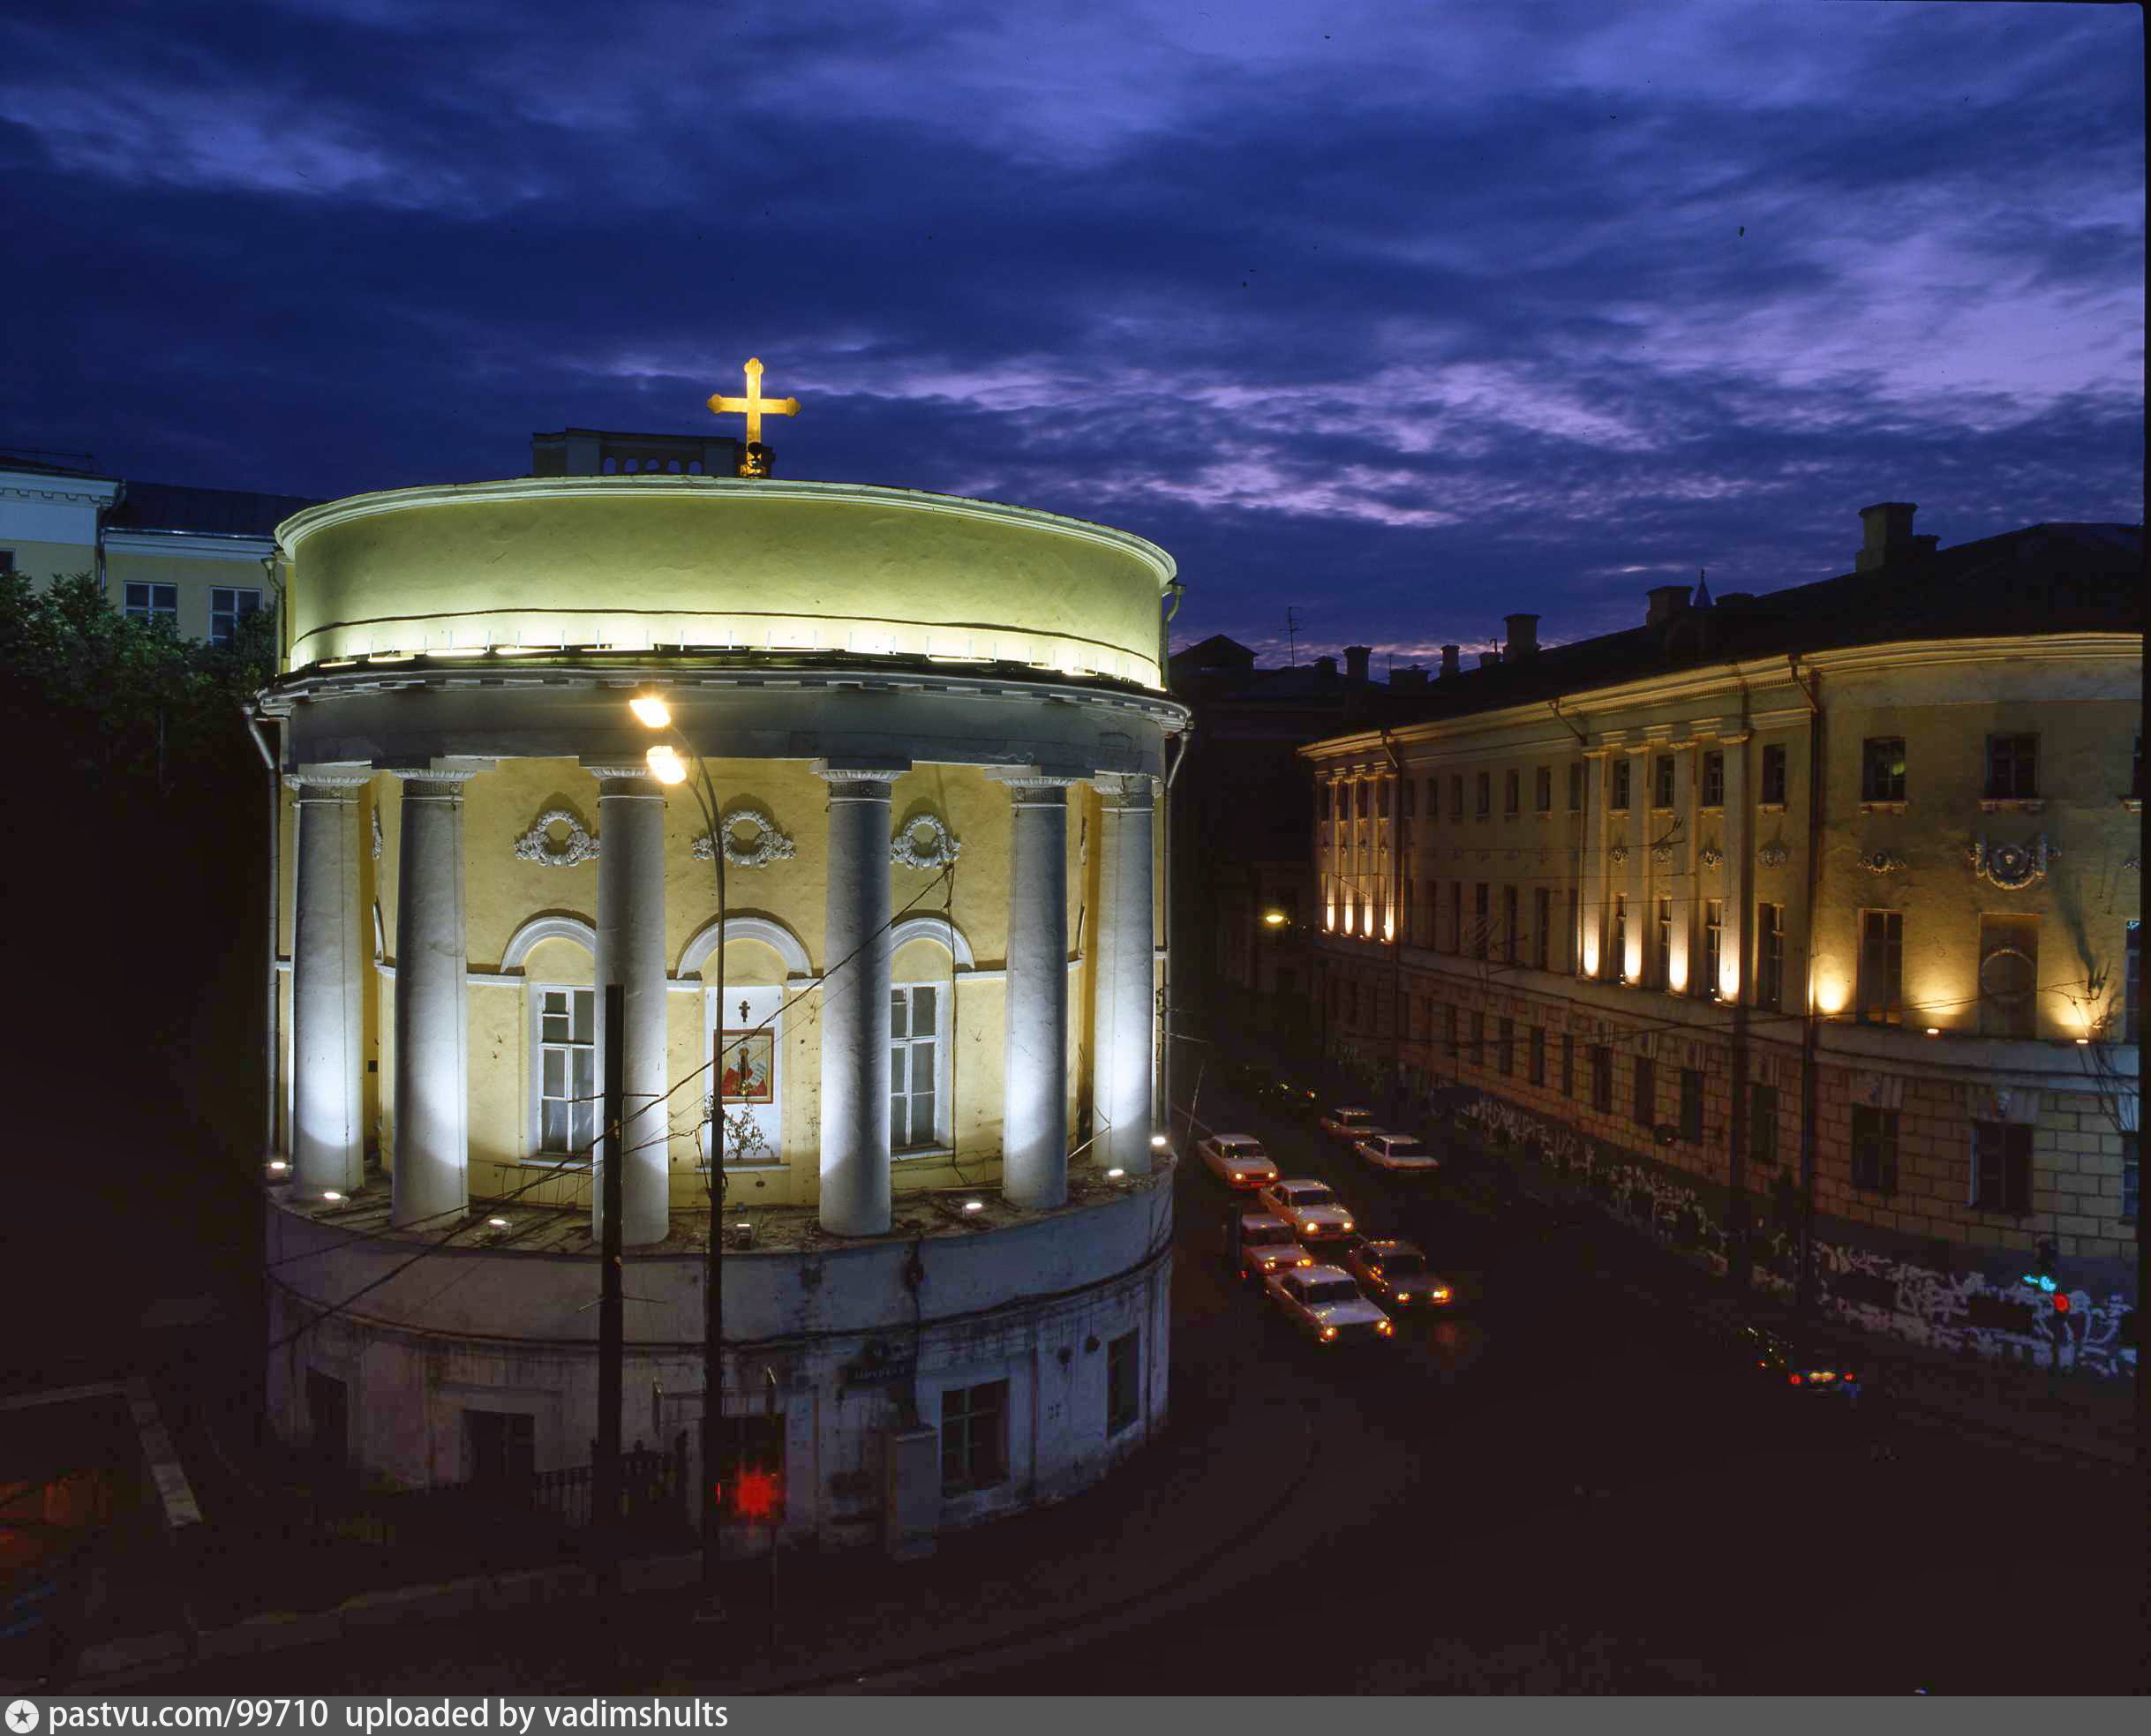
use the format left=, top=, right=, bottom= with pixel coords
left=1319, top=1105, right=1385, bottom=1142
left=1355, top=1132, right=1440, bottom=1174
left=1341, top=1238, right=1454, bottom=1309
left=1734, top=1320, right=1863, bottom=1402
left=1197, top=1132, right=1281, bottom=1191
left=1256, top=1178, right=1358, bottom=1244
left=1230, top=1212, right=1315, bottom=1282
left=1261, top=1264, right=1395, bottom=1345
left=1268, top=1078, right=1322, bottom=1118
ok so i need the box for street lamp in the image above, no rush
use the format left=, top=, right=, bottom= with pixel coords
left=631, top=688, right=728, bottom=1599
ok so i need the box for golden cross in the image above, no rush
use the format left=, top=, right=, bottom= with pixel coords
left=706, top=357, right=800, bottom=449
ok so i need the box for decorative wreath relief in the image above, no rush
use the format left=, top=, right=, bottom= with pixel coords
left=693, top=805, right=797, bottom=869
left=1699, top=844, right=1724, bottom=869
left=1758, top=840, right=1792, bottom=868
left=1607, top=844, right=1630, bottom=866
left=1650, top=843, right=1674, bottom=866
left=891, top=812, right=963, bottom=870
left=1967, top=835, right=2051, bottom=891
left=1859, top=848, right=1909, bottom=875
left=513, top=808, right=600, bottom=868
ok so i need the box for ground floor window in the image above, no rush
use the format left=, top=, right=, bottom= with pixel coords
left=1529, top=1026, right=1546, bottom=1086
left=464, top=1409, right=536, bottom=1484
left=210, top=584, right=261, bottom=647
left=2121, top=1131, right=2138, bottom=1226
left=1851, top=1106, right=1898, bottom=1194
left=1632, top=1056, right=1655, bottom=1126
left=123, top=581, right=177, bottom=626
left=941, top=1379, right=1009, bottom=1495
left=1106, top=1331, right=1140, bottom=1436
left=1681, top=1068, right=1704, bottom=1142
left=1561, top=1033, right=1575, bottom=1098
left=1749, top=1083, right=1779, bottom=1165
left=307, top=1370, right=349, bottom=1470
left=1591, top=1046, right=1613, bottom=1113
left=1972, top=1120, right=2032, bottom=1215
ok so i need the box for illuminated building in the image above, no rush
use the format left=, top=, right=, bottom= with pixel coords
left=1305, top=507, right=2140, bottom=1373
left=255, top=402, right=1184, bottom=1545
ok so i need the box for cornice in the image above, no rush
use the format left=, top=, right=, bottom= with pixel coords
left=1, top=478, right=121, bottom=508
left=274, top=475, right=1177, bottom=592
left=104, top=529, right=275, bottom=562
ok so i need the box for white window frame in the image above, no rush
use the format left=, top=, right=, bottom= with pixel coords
left=123, top=581, right=177, bottom=626
left=891, top=981, right=951, bottom=1156
left=528, top=984, right=597, bottom=1164
left=210, top=584, right=261, bottom=647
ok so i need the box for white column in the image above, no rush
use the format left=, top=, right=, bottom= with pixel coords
left=1719, top=733, right=1751, bottom=1002
left=1002, top=775, right=1075, bottom=1208
left=290, top=772, right=370, bottom=1193
left=1624, top=747, right=1650, bottom=983
left=816, top=763, right=902, bottom=1236
left=391, top=768, right=475, bottom=1229
left=1096, top=776, right=1156, bottom=1173
left=592, top=766, right=672, bottom=1248
left=1671, top=740, right=1696, bottom=994
left=1580, top=750, right=1608, bottom=978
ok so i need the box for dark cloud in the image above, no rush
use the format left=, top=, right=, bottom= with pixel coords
left=1, top=0, right=2139, bottom=664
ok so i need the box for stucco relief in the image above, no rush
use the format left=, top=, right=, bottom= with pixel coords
left=891, top=811, right=963, bottom=870
left=1758, top=840, right=1791, bottom=868
left=1967, top=834, right=2053, bottom=890
left=692, top=804, right=797, bottom=869
left=1858, top=848, right=1908, bottom=874
left=1699, top=844, right=1723, bottom=869
left=513, top=808, right=600, bottom=868
left=1607, top=844, right=1629, bottom=866
left=1650, top=843, right=1673, bottom=865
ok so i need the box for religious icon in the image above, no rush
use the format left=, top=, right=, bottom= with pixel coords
left=718, top=1030, right=775, bottom=1104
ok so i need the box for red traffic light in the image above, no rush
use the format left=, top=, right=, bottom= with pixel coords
left=2052, top=1293, right=2071, bottom=1314
left=734, top=1469, right=781, bottom=1519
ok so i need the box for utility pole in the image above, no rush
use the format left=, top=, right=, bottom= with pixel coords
left=596, top=983, right=624, bottom=1576
left=1285, top=606, right=1301, bottom=667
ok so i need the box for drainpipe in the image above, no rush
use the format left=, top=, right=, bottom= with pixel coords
left=1159, top=725, right=1188, bottom=1146
left=1787, top=654, right=1824, bottom=1322
left=244, top=710, right=282, bottom=1163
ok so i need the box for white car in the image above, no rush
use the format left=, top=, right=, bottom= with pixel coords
left=1198, top=1133, right=1281, bottom=1191
left=1256, top=1178, right=1358, bottom=1245
left=1355, top=1133, right=1440, bottom=1174
left=1262, top=1264, right=1395, bottom=1346
left=1233, top=1212, right=1315, bottom=1283
left=1318, top=1106, right=1385, bottom=1143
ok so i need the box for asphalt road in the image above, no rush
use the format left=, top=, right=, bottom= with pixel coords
left=139, top=1067, right=2141, bottom=1695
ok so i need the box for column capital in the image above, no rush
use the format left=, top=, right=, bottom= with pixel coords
left=1094, top=773, right=1154, bottom=809
left=1716, top=730, right=1753, bottom=747
left=387, top=759, right=491, bottom=786
left=811, top=760, right=907, bottom=791
left=585, top=763, right=665, bottom=793
left=991, top=768, right=1082, bottom=798
left=285, top=770, right=372, bottom=795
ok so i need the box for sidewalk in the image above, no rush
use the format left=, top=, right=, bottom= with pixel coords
left=1478, top=1139, right=2140, bottom=1469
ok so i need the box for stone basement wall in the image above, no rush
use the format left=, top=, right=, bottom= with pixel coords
left=1448, top=1087, right=2137, bottom=1380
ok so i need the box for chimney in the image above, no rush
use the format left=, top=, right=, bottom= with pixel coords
left=1342, top=644, right=1373, bottom=684
left=1312, top=654, right=1338, bottom=683
left=1645, top=583, right=1692, bottom=627
left=1389, top=665, right=1429, bottom=693
left=1440, top=643, right=1461, bottom=679
left=1503, top=613, right=1540, bottom=658
left=1856, top=501, right=1918, bottom=573
left=1478, top=650, right=1502, bottom=670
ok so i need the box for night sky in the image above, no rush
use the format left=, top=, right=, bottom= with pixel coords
left=3, top=0, right=2140, bottom=665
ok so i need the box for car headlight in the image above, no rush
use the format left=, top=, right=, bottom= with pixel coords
left=1341, top=1221, right=1354, bottom=1232
left=1376, top=1319, right=1393, bottom=1334
left=1432, top=1287, right=1451, bottom=1303
left=1320, top=1326, right=1337, bottom=1341
left=1296, top=1256, right=1312, bottom=1266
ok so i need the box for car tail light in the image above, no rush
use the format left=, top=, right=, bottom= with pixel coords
left=1788, top=1373, right=1802, bottom=1386
left=1432, top=1287, right=1452, bottom=1304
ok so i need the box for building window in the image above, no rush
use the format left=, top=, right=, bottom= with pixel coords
left=1609, top=896, right=1627, bottom=980
left=1857, top=910, right=1903, bottom=1026
left=1701, top=750, right=1724, bottom=808
left=941, top=1379, right=1010, bottom=1495
left=1503, top=885, right=1519, bottom=962
left=1529, top=1026, right=1546, bottom=1086
left=1977, top=916, right=2039, bottom=1040
left=1985, top=733, right=2038, bottom=800
left=2122, top=1131, right=2138, bottom=1226
left=1401, top=778, right=1417, bottom=818
left=1971, top=1121, right=2032, bottom=1215
left=1756, top=904, right=1784, bottom=1011
left=1761, top=743, right=1787, bottom=806
left=1448, top=883, right=1462, bottom=954
left=1703, top=900, right=1723, bottom=997
left=1633, top=1055, right=1655, bottom=1127
left=891, top=985, right=941, bottom=1151
left=1653, top=755, right=1675, bottom=809
left=1444, top=1003, right=1459, bottom=1061
left=1652, top=897, right=1672, bottom=989
left=1498, top=1017, right=1515, bottom=1077
left=1356, top=782, right=1370, bottom=818
left=1561, top=1033, right=1575, bottom=1098
left=1473, top=883, right=1489, bottom=959
left=1681, top=1069, right=1704, bottom=1142
left=1425, top=776, right=1439, bottom=817
left=465, top=1410, right=537, bottom=1484
left=1106, top=1331, right=1140, bottom=1436
left=1861, top=736, right=1907, bottom=802
left=1533, top=887, right=1551, bottom=971
left=1318, top=784, right=1332, bottom=820
left=0, top=550, right=13, bottom=575
left=1450, top=775, right=1464, bottom=820
left=1476, top=772, right=1492, bottom=818
left=307, top=1371, right=350, bottom=1470
left=1504, top=770, right=1521, bottom=816
left=1536, top=766, right=1553, bottom=812
left=2126, top=921, right=2141, bottom=1044
left=536, top=987, right=597, bottom=1158
left=1611, top=759, right=1631, bottom=812
left=1749, top=1084, right=1779, bottom=1165
left=123, top=581, right=177, bottom=627
left=1565, top=889, right=1578, bottom=974
left=1851, top=1107, right=1898, bottom=1195
left=1591, top=1046, right=1613, bottom=1114
left=1470, top=1011, right=1486, bottom=1071
left=210, top=585, right=261, bottom=648
left=1568, top=763, right=1584, bottom=812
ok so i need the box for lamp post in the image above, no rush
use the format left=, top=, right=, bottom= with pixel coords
left=631, top=695, right=729, bottom=1599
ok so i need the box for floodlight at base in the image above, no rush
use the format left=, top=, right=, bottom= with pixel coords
left=1106, top=1168, right=1125, bottom=1179
left=645, top=744, right=688, bottom=784
left=267, top=1160, right=289, bottom=1173
left=322, top=1191, right=343, bottom=1201
left=1150, top=1132, right=1169, bottom=1149
left=629, top=693, right=672, bottom=729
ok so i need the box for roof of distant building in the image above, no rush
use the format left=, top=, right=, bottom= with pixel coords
left=0, top=449, right=115, bottom=483
left=108, top=481, right=324, bottom=539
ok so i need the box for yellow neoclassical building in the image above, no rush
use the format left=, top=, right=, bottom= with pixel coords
left=1306, top=507, right=2140, bottom=1377
left=255, top=419, right=1186, bottom=1546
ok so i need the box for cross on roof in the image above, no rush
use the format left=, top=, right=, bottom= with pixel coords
left=706, top=358, right=799, bottom=476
